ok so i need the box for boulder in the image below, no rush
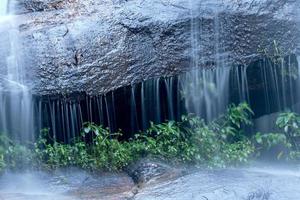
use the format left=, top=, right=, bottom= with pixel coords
left=0, top=0, right=299, bottom=95
left=127, top=158, right=185, bottom=187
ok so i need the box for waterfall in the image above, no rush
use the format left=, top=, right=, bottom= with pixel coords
left=14, top=1, right=298, bottom=141
left=180, top=68, right=230, bottom=121
left=0, top=1, right=34, bottom=142
left=0, top=0, right=8, bottom=17
left=180, top=1, right=231, bottom=121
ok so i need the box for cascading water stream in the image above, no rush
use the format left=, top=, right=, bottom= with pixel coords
left=0, top=0, right=34, bottom=142
left=180, top=1, right=300, bottom=126
left=180, top=1, right=231, bottom=121
left=22, top=0, right=300, bottom=142
left=0, top=1, right=8, bottom=17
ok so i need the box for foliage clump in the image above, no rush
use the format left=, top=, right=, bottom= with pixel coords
left=254, top=111, right=300, bottom=161
left=0, top=103, right=256, bottom=172
left=5, top=103, right=300, bottom=172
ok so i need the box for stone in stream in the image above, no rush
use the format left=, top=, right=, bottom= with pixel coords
left=1, top=165, right=300, bottom=199
left=0, top=169, right=136, bottom=200
left=68, top=172, right=136, bottom=200
left=134, top=166, right=300, bottom=200
left=127, top=158, right=186, bottom=187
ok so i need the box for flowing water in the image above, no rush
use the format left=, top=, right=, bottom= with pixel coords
left=0, top=169, right=135, bottom=200
left=32, top=1, right=300, bottom=143
left=0, top=165, right=300, bottom=200
left=0, top=1, right=300, bottom=200
left=36, top=79, right=183, bottom=142
left=180, top=1, right=233, bottom=121
left=135, top=165, right=300, bottom=200
left=0, top=0, right=34, bottom=142
left=179, top=67, right=230, bottom=121
left=0, top=1, right=8, bottom=17
left=36, top=55, right=300, bottom=142
left=179, top=1, right=300, bottom=125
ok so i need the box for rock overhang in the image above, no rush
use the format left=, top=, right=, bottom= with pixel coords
left=1, top=0, right=299, bottom=95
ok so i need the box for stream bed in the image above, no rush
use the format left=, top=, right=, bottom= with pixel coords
left=0, top=165, right=300, bottom=200
left=135, top=165, right=300, bottom=200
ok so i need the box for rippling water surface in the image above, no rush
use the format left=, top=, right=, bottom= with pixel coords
left=0, top=165, right=300, bottom=200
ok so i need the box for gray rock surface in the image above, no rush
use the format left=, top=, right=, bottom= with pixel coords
left=1, top=165, right=300, bottom=200
left=0, top=169, right=136, bottom=200
left=127, top=158, right=185, bottom=187
left=134, top=166, right=300, bottom=200
left=1, top=0, right=299, bottom=95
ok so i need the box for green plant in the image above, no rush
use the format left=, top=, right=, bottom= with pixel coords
left=254, top=132, right=289, bottom=149
left=144, top=121, right=190, bottom=160
left=34, top=128, right=92, bottom=170
left=276, top=112, right=300, bottom=151
left=257, top=40, right=284, bottom=64
left=254, top=132, right=291, bottom=159
left=0, top=134, right=33, bottom=171
left=0, top=153, right=5, bottom=172
left=5, top=145, right=33, bottom=169
left=0, top=103, right=258, bottom=171
left=221, top=140, right=254, bottom=166
left=251, top=111, right=300, bottom=161
left=181, top=116, right=222, bottom=164
left=289, top=151, right=300, bottom=160
left=225, top=102, right=253, bottom=128
left=257, top=41, right=298, bottom=80
left=136, top=102, right=255, bottom=167
left=83, top=123, right=137, bottom=171
left=211, top=102, right=253, bottom=142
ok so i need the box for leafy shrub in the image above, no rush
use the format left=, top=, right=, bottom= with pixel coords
left=0, top=134, right=33, bottom=170
left=34, top=129, right=93, bottom=170
left=275, top=112, right=300, bottom=160
left=0, top=153, right=5, bottom=172
left=212, top=102, right=253, bottom=142
left=220, top=141, right=254, bottom=166
left=4, top=145, right=33, bottom=170
left=253, top=132, right=290, bottom=159
left=252, top=111, right=300, bottom=161
left=289, top=151, right=300, bottom=160
left=0, top=103, right=257, bottom=172
left=134, top=102, right=255, bottom=167
left=276, top=112, right=300, bottom=149
left=83, top=123, right=137, bottom=171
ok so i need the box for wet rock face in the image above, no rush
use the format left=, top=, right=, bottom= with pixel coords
left=134, top=167, right=300, bottom=200
left=0, top=170, right=136, bottom=200
left=69, top=172, right=136, bottom=200
left=15, top=0, right=79, bottom=13
left=127, top=159, right=184, bottom=187
left=8, top=0, right=300, bottom=94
